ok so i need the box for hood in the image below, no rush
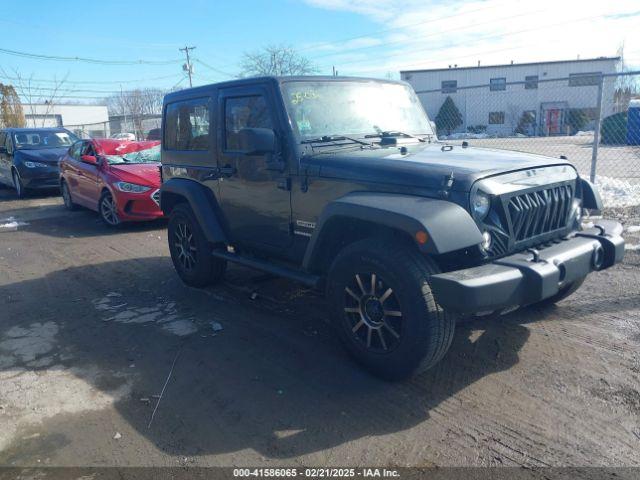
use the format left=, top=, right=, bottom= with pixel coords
left=306, top=143, right=575, bottom=192
left=109, top=163, right=161, bottom=188
left=17, top=148, right=68, bottom=165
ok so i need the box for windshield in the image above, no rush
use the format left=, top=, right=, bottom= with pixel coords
left=14, top=130, right=78, bottom=150
left=103, top=144, right=160, bottom=165
left=282, top=80, right=434, bottom=141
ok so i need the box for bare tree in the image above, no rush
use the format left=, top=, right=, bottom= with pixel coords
left=0, top=83, right=25, bottom=128
left=2, top=69, right=69, bottom=127
left=240, top=45, right=317, bottom=77
left=104, top=88, right=167, bottom=138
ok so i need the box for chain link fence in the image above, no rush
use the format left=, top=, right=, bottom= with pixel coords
left=63, top=114, right=162, bottom=142
left=415, top=72, right=640, bottom=208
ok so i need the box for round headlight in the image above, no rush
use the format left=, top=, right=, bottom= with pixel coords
left=471, top=190, right=491, bottom=220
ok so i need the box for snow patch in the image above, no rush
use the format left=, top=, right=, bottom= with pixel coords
left=93, top=295, right=197, bottom=336
left=626, top=226, right=640, bottom=234
left=594, top=176, right=640, bottom=208
left=625, top=244, right=640, bottom=251
left=0, top=217, right=29, bottom=232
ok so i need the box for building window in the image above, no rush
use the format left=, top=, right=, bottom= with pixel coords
left=224, top=95, right=273, bottom=151
left=441, top=80, right=457, bottom=93
left=569, top=72, right=602, bottom=87
left=489, top=112, right=505, bottom=124
left=164, top=98, right=210, bottom=151
left=490, top=77, right=506, bottom=91
left=525, top=75, right=538, bottom=89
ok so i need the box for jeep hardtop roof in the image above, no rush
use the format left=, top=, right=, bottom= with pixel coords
left=163, top=75, right=409, bottom=103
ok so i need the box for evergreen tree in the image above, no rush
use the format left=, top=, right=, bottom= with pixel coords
left=565, top=109, right=589, bottom=134
left=435, top=96, right=463, bottom=136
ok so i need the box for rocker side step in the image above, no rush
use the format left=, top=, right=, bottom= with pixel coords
left=211, top=249, right=323, bottom=288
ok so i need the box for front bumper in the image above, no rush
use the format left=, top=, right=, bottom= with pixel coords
left=20, top=166, right=60, bottom=189
left=114, top=189, right=164, bottom=222
left=430, top=220, right=625, bottom=314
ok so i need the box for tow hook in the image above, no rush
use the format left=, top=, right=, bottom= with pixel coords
left=592, top=244, right=605, bottom=270
left=527, top=248, right=542, bottom=262
left=594, top=224, right=606, bottom=236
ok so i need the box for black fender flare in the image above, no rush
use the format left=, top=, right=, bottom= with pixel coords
left=302, top=192, right=483, bottom=270
left=160, top=178, right=228, bottom=244
left=579, top=178, right=603, bottom=211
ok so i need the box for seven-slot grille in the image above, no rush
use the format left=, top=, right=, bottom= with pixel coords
left=508, top=183, right=573, bottom=242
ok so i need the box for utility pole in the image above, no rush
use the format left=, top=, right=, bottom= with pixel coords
left=179, top=46, right=196, bottom=87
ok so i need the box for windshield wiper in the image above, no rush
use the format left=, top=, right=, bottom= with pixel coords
left=301, top=135, right=374, bottom=146
left=365, top=130, right=427, bottom=142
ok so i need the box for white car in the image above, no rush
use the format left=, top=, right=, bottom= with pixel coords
left=110, top=133, right=136, bottom=141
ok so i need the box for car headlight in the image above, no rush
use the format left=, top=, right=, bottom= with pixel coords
left=471, top=190, right=491, bottom=220
left=114, top=181, right=151, bottom=193
left=24, top=161, right=48, bottom=168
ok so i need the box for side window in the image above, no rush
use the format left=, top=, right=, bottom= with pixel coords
left=69, top=141, right=83, bottom=160
left=84, top=143, right=96, bottom=157
left=0, top=132, right=6, bottom=150
left=224, top=95, right=273, bottom=151
left=164, top=99, right=210, bottom=151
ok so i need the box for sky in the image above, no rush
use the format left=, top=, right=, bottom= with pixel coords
left=1, top=0, right=639, bottom=102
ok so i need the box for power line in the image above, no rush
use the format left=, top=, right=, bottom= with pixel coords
left=0, top=73, right=182, bottom=85
left=193, top=59, right=235, bottom=78
left=6, top=85, right=174, bottom=95
left=0, top=47, right=181, bottom=65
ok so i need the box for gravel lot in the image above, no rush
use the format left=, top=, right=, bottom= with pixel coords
left=0, top=188, right=639, bottom=469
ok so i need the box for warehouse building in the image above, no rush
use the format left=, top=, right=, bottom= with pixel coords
left=23, top=103, right=110, bottom=138
left=401, top=57, right=620, bottom=136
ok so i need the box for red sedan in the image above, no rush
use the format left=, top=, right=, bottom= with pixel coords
left=59, top=139, right=163, bottom=226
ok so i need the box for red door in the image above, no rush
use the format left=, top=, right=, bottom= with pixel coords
left=76, top=141, right=101, bottom=208
left=546, top=109, right=561, bottom=135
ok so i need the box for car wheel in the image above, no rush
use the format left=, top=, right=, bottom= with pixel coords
left=12, top=169, right=27, bottom=199
left=327, top=238, right=456, bottom=381
left=61, top=180, right=77, bottom=211
left=99, top=190, right=120, bottom=227
left=167, top=203, right=226, bottom=287
left=538, top=277, right=586, bottom=307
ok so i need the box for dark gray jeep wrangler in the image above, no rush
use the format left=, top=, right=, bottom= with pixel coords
left=159, top=76, right=624, bottom=380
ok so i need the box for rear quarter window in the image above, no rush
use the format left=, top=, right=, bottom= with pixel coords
left=164, top=98, right=210, bottom=151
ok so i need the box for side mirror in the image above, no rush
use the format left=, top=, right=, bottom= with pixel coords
left=0, top=146, right=7, bottom=154
left=81, top=155, right=98, bottom=165
left=237, top=128, right=275, bottom=155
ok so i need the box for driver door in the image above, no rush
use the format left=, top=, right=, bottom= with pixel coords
left=76, top=141, right=101, bottom=206
left=217, top=84, right=293, bottom=252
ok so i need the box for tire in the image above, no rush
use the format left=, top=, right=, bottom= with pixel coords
left=538, top=277, right=586, bottom=307
left=327, top=238, right=456, bottom=381
left=61, top=180, right=77, bottom=211
left=12, top=169, right=27, bottom=199
left=167, top=203, right=226, bottom=288
left=99, top=190, right=121, bottom=227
